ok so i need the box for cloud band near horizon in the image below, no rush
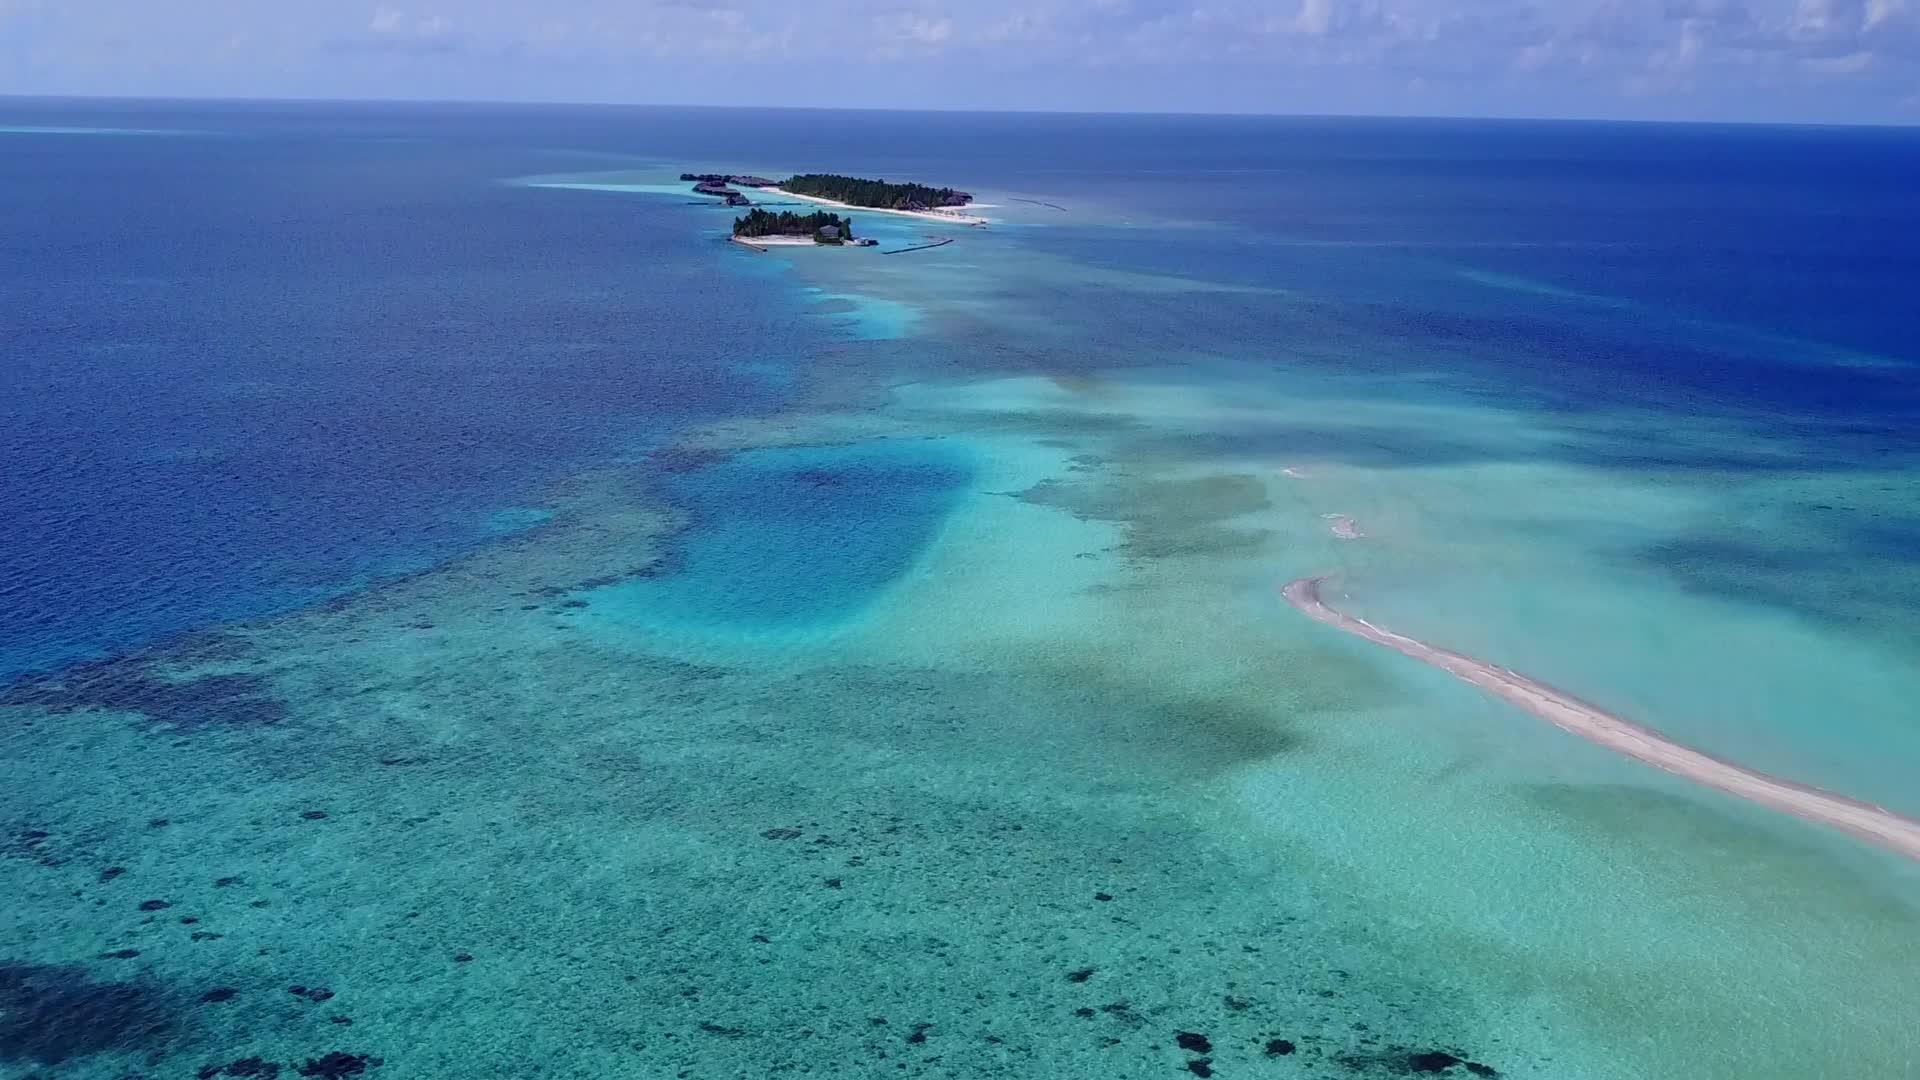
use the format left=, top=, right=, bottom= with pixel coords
left=2, top=0, right=1915, bottom=123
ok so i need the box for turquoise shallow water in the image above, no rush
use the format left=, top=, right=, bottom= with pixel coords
left=4, top=103, right=1920, bottom=1080
left=584, top=440, right=972, bottom=634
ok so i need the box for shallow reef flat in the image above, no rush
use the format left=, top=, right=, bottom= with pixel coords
left=6, top=365, right=1920, bottom=1080
left=0, top=446, right=1521, bottom=1080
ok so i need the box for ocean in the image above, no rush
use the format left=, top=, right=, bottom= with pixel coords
left=2, top=98, right=1918, bottom=1079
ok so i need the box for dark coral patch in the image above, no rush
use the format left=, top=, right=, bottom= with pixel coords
left=0, top=961, right=173, bottom=1067
left=1, top=658, right=285, bottom=732
left=296, top=1052, right=376, bottom=1078
left=1175, top=1032, right=1212, bottom=1054
left=3, top=828, right=67, bottom=870
left=1406, top=1051, right=1497, bottom=1075
left=650, top=447, right=734, bottom=474
left=200, top=1057, right=281, bottom=1079
left=791, top=468, right=847, bottom=487
left=1340, top=1048, right=1499, bottom=1076
left=167, top=632, right=258, bottom=664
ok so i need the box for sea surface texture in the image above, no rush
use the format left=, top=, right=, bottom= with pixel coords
left=3, top=100, right=1919, bottom=1080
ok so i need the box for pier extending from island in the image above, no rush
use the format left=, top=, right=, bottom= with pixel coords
left=1281, top=576, right=1920, bottom=863
left=882, top=237, right=955, bottom=255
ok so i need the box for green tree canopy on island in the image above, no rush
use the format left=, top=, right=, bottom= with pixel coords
left=782, top=174, right=972, bottom=210
left=732, top=208, right=855, bottom=240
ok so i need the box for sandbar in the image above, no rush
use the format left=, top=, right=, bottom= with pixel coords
left=1322, top=514, right=1364, bottom=540
left=1281, top=576, right=1920, bottom=863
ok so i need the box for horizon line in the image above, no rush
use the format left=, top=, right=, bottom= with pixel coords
left=3, top=91, right=1916, bottom=132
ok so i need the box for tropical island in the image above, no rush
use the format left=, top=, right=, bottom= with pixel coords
left=683, top=169, right=989, bottom=226
left=779, top=174, right=973, bottom=210
left=682, top=173, right=774, bottom=206
left=731, top=208, right=875, bottom=248
left=682, top=172, right=778, bottom=187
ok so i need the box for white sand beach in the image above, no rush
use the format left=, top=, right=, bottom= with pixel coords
left=764, top=187, right=990, bottom=226
left=730, top=235, right=861, bottom=251
left=1281, top=576, right=1920, bottom=863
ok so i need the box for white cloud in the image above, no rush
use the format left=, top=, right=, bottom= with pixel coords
left=1803, top=46, right=1877, bottom=67
left=902, top=14, right=952, bottom=44
left=1, top=0, right=1915, bottom=119
left=327, top=6, right=462, bottom=53
left=1866, top=0, right=1909, bottom=28
left=1293, top=0, right=1336, bottom=36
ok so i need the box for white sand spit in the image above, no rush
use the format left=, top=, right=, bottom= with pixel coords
left=1324, top=515, right=1364, bottom=540
left=766, top=188, right=990, bottom=226
left=1281, top=576, right=1920, bottom=863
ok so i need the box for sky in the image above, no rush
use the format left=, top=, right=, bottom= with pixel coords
left=1, top=0, right=1916, bottom=124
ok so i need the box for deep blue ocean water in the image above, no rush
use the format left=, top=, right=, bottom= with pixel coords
left=4, top=101, right=1916, bottom=679
left=1, top=102, right=822, bottom=676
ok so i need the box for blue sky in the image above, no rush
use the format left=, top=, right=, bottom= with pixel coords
left=2, top=0, right=1916, bottom=123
